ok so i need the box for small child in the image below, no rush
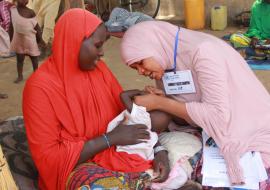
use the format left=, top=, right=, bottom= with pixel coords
left=10, top=0, right=44, bottom=83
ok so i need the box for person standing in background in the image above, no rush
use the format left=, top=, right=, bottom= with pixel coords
left=10, top=0, right=44, bottom=83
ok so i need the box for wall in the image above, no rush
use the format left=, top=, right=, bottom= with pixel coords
left=157, top=0, right=255, bottom=25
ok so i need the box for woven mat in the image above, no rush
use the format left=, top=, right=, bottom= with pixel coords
left=0, top=116, right=38, bottom=190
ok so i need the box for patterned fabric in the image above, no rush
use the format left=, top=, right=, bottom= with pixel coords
left=0, top=24, right=10, bottom=56
left=66, top=162, right=151, bottom=190
left=230, top=33, right=270, bottom=60
left=0, top=0, right=12, bottom=32
left=230, top=33, right=251, bottom=48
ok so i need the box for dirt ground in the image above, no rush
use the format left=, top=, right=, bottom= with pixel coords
left=1, top=26, right=270, bottom=121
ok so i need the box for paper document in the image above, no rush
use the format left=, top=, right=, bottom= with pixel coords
left=202, top=131, right=267, bottom=190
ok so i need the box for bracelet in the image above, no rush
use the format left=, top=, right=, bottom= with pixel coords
left=102, top=134, right=111, bottom=148
left=154, top=146, right=167, bottom=154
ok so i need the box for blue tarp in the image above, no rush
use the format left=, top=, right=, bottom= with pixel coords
left=247, top=59, right=270, bottom=70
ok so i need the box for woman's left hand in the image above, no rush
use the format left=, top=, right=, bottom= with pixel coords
left=134, top=94, right=160, bottom=111
left=152, top=151, right=170, bottom=183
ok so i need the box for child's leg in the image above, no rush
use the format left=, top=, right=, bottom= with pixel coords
left=14, top=53, right=25, bottom=83
left=29, top=56, right=39, bottom=71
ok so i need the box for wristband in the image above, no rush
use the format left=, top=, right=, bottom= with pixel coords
left=102, top=134, right=111, bottom=148
left=154, top=146, right=167, bottom=154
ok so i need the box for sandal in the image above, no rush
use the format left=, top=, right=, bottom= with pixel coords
left=0, top=93, right=8, bottom=99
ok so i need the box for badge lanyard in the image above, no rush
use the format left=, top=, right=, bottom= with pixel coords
left=162, top=27, right=196, bottom=95
left=165, top=27, right=180, bottom=73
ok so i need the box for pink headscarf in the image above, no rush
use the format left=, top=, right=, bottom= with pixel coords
left=121, top=21, right=179, bottom=70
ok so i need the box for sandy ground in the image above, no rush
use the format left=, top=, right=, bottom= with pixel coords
left=1, top=27, right=270, bottom=121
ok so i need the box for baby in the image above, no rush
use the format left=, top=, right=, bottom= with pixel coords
left=107, top=89, right=171, bottom=161
left=107, top=89, right=202, bottom=190
left=120, top=89, right=171, bottom=134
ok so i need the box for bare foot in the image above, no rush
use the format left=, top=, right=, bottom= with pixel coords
left=14, top=77, right=23, bottom=83
left=0, top=93, right=8, bottom=99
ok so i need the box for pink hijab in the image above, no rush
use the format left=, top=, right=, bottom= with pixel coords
left=120, top=20, right=215, bottom=70
left=121, top=21, right=177, bottom=70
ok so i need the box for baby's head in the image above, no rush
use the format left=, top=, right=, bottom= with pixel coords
left=149, top=110, right=171, bottom=133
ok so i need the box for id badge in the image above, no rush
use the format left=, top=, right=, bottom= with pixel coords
left=162, top=70, right=196, bottom=95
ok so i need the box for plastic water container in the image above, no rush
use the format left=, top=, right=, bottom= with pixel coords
left=211, top=5, right=227, bottom=30
left=184, top=0, right=205, bottom=30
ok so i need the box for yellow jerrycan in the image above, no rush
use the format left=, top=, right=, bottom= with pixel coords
left=211, top=5, right=227, bottom=30
left=184, top=0, right=205, bottom=30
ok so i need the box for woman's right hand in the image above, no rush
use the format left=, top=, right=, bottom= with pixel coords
left=107, top=123, right=150, bottom=146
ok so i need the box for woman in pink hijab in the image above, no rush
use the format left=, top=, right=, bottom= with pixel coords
left=121, top=21, right=270, bottom=189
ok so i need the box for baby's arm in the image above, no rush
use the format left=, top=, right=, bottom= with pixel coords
left=120, top=90, right=145, bottom=112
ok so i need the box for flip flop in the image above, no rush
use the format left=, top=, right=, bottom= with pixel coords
left=0, top=93, right=8, bottom=99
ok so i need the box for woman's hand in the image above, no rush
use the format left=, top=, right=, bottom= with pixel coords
left=107, top=123, right=150, bottom=146
left=152, top=151, right=170, bottom=183
left=134, top=93, right=160, bottom=111
left=144, top=86, right=165, bottom=97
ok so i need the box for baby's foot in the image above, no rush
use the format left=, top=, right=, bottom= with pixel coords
left=14, top=76, right=23, bottom=83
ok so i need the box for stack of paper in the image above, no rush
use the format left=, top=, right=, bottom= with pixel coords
left=202, top=132, right=267, bottom=190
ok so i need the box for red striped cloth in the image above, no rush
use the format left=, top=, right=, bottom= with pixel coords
left=0, top=1, right=13, bottom=32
